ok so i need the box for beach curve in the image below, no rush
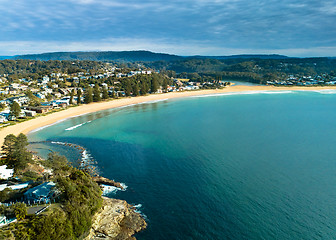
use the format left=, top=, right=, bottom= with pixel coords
left=1, top=84, right=336, bottom=146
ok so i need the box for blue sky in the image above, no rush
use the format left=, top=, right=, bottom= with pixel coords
left=0, top=0, right=336, bottom=56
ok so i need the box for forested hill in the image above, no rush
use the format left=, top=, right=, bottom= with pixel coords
left=187, top=54, right=289, bottom=60
left=13, top=51, right=290, bottom=62
left=13, top=50, right=183, bottom=62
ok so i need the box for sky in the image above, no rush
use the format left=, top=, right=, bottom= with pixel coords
left=0, top=0, right=336, bottom=57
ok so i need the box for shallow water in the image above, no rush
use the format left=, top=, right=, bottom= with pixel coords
left=28, top=91, right=336, bottom=239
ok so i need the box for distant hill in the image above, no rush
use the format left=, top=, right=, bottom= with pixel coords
left=13, top=50, right=293, bottom=62
left=0, top=56, right=13, bottom=60
left=188, top=54, right=289, bottom=60
left=14, top=50, right=183, bottom=62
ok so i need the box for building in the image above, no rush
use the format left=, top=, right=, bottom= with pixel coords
left=24, top=106, right=51, bottom=113
left=0, top=165, right=13, bottom=180
left=24, top=182, right=56, bottom=203
left=23, top=110, right=37, bottom=117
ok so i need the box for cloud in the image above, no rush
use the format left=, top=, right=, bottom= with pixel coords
left=0, top=0, right=335, bottom=56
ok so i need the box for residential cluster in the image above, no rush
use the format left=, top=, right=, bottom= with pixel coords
left=266, top=74, right=336, bottom=86
left=0, top=65, right=228, bottom=125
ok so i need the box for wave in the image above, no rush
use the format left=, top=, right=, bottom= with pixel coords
left=65, top=121, right=91, bottom=131
left=132, top=203, right=148, bottom=220
left=313, top=89, right=336, bottom=94
left=101, top=184, right=121, bottom=195
left=140, top=98, right=169, bottom=104
left=50, top=141, right=66, bottom=145
left=192, top=90, right=294, bottom=98
left=30, top=119, right=67, bottom=133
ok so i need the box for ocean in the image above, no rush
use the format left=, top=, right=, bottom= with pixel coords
left=28, top=90, right=336, bottom=240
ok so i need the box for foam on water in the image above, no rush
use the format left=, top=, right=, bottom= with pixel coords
left=30, top=119, right=67, bottom=133
left=101, top=184, right=121, bottom=195
left=313, top=89, right=336, bottom=94
left=65, top=121, right=91, bottom=131
left=192, top=90, right=294, bottom=98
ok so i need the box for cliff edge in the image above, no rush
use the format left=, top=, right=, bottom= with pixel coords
left=85, top=197, right=147, bottom=240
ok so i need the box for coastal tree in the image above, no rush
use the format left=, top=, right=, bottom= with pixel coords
left=84, top=87, right=93, bottom=104
left=162, top=78, right=168, bottom=92
left=10, top=101, right=21, bottom=120
left=110, top=88, right=115, bottom=98
left=2, top=134, right=17, bottom=164
left=93, top=84, right=101, bottom=102
left=13, top=202, right=27, bottom=220
left=0, top=103, right=5, bottom=111
left=77, top=89, right=82, bottom=104
left=125, top=80, right=132, bottom=97
left=132, top=83, right=139, bottom=96
left=140, top=81, right=148, bottom=95
left=150, top=75, right=159, bottom=93
left=102, top=86, right=109, bottom=100
left=69, top=89, right=75, bottom=104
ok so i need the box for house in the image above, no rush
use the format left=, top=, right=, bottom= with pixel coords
left=0, top=182, right=29, bottom=191
left=0, top=115, right=7, bottom=123
left=24, top=106, right=51, bottom=114
left=23, top=110, right=37, bottom=117
left=24, top=182, right=56, bottom=203
left=0, top=165, right=14, bottom=180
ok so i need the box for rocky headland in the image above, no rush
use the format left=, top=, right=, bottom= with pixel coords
left=85, top=197, right=147, bottom=240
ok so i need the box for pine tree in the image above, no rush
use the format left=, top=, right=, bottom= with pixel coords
left=151, top=75, right=159, bottom=93
left=125, top=80, right=132, bottom=97
left=10, top=101, right=21, bottom=120
left=102, top=86, right=109, bottom=100
left=132, top=83, right=139, bottom=96
left=93, top=84, right=101, bottom=102
left=77, top=89, right=82, bottom=104
left=163, top=78, right=168, bottom=92
left=111, top=88, right=115, bottom=98
left=84, top=87, right=93, bottom=103
left=140, top=81, right=148, bottom=95
left=69, top=89, right=75, bottom=104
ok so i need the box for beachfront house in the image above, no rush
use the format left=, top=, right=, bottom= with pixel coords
left=0, top=165, right=13, bottom=180
left=24, top=182, right=56, bottom=203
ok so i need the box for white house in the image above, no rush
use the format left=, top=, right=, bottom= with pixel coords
left=0, top=165, right=14, bottom=180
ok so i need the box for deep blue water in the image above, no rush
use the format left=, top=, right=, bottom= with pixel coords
left=28, top=90, right=336, bottom=239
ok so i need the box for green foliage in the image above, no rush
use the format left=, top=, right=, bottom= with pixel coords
left=125, top=80, right=132, bottom=97
left=102, top=86, right=109, bottom=100
left=0, top=103, right=6, bottom=111
left=29, top=210, right=74, bottom=240
left=162, top=78, right=168, bottom=92
left=76, top=89, right=82, bottom=105
left=140, top=81, right=148, bottom=95
left=55, top=168, right=102, bottom=238
left=84, top=87, right=93, bottom=104
left=69, top=89, right=75, bottom=105
left=1, top=153, right=103, bottom=240
left=13, top=202, right=27, bottom=221
left=92, top=85, right=101, bottom=102
left=43, top=152, right=71, bottom=175
left=2, top=133, right=32, bottom=172
left=132, top=83, right=139, bottom=96
left=150, top=74, right=159, bottom=93
left=10, top=102, right=21, bottom=119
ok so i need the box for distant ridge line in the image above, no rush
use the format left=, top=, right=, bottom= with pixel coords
left=9, top=50, right=291, bottom=62
left=3, top=50, right=334, bottom=62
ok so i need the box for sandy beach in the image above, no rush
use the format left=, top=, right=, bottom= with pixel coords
left=0, top=84, right=336, bottom=146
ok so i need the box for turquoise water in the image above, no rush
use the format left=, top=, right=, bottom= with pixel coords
left=28, top=90, right=336, bottom=239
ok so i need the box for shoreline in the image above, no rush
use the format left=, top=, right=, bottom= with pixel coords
left=1, top=84, right=336, bottom=145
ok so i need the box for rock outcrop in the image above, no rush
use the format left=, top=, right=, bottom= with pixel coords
left=93, top=176, right=124, bottom=190
left=85, top=197, right=147, bottom=240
